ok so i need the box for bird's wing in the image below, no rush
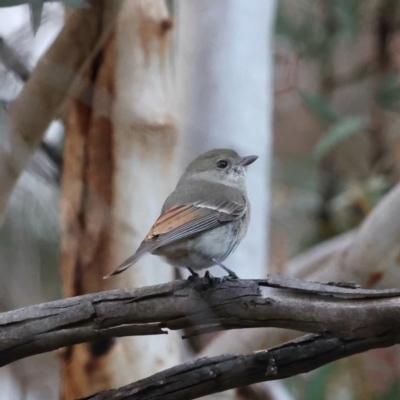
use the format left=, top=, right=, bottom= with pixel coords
left=146, top=200, right=245, bottom=246
left=104, top=200, right=246, bottom=278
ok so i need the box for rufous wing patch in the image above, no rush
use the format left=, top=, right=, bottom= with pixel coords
left=145, top=205, right=210, bottom=240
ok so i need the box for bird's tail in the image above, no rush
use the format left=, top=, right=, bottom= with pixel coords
left=103, top=247, right=148, bottom=279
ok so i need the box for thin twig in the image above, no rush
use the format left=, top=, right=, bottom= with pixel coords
left=0, top=36, right=30, bottom=82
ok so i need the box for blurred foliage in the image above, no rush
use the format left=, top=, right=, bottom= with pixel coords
left=286, top=365, right=336, bottom=400
left=375, top=72, right=400, bottom=111
left=276, top=0, right=400, bottom=241
left=276, top=2, right=400, bottom=396
left=285, top=354, right=400, bottom=400
left=375, top=382, right=400, bottom=400
left=330, top=174, right=390, bottom=233
left=302, top=365, right=333, bottom=400
left=314, top=116, right=368, bottom=159
left=276, top=0, right=360, bottom=59
left=298, top=90, right=368, bottom=160
left=298, top=90, right=339, bottom=126
left=276, top=0, right=400, bottom=162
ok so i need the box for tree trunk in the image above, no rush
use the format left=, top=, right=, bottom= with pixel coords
left=109, top=0, right=180, bottom=386
left=59, top=1, right=180, bottom=398
left=176, top=0, right=276, bottom=279
left=175, top=1, right=277, bottom=398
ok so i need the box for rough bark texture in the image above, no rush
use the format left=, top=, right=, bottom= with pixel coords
left=2, top=275, right=400, bottom=368
left=60, top=35, right=117, bottom=399
left=60, top=1, right=180, bottom=397
left=80, top=334, right=397, bottom=400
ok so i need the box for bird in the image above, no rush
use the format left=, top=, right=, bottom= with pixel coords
left=105, top=148, right=258, bottom=279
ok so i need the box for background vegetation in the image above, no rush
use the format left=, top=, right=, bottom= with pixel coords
left=1, top=0, right=400, bottom=399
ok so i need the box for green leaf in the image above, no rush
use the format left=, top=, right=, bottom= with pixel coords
left=375, top=72, right=400, bottom=111
left=299, top=90, right=340, bottom=126
left=314, top=116, right=368, bottom=159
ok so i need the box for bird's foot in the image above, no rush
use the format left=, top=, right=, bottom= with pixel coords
left=221, top=274, right=238, bottom=283
left=187, top=267, right=199, bottom=281
left=204, top=270, right=216, bottom=284
left=212, top=258, right=239, bottom=281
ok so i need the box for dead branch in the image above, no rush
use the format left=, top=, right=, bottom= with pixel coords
left=80, top=333, right=398, bottom=400
left=0, top=1, right=122, bottom=218
left=1, top=275, right=400, bottom=367
left=0, top=36, right=30, bottom=81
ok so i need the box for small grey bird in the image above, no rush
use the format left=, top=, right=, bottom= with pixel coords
left=105, top=148, right=257, bottom=279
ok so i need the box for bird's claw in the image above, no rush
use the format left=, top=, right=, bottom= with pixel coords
left=187, top=267, right=199, bottom=281
left=221, top=272, right=239, bottom=283
left=204, top=270, right=213, bottom=279
left=212, top=258, right=239, bottom=280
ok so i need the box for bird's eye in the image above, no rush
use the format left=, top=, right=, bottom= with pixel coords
left=217, top=160, right=229, bottom=169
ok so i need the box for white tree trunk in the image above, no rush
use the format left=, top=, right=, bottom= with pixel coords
left=110, top=0, right=181, bottom=384
left=176, top=1, right=279, bottom=399
left=176, top=0, right=276, bottom=279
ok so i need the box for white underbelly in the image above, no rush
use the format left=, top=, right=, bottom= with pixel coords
left=154, top=222, right=241, bottom=270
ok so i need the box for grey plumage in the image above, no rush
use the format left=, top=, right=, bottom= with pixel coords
left=105, top=148, right=257, bottom=278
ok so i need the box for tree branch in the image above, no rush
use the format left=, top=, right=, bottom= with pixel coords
left=286, top=182, right=400, bottom=288
left=202, top=182, right=400, bottom=365
left=0, top=36, right=30, bottom=82
left=0, top=1, right=122, bottom=219
left=1, top=275, right=400, bottom=367
left=80, top=333, right=398, bottom=400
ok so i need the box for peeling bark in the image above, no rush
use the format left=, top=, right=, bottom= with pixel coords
left=60, top=36, right=117, bottom=399
left=60, top=0, right=180, bottom=397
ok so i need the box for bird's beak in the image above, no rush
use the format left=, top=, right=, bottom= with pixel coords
left=238, top=155, right=258, bottom=167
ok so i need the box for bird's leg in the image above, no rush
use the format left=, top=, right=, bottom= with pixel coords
left=212, top=258, right=239, bottom=279
left=204, top=270, right=213, bottom=278
left=204, top=270, right=216, bottom=285
left=187, top=267, right=199, bottom=278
